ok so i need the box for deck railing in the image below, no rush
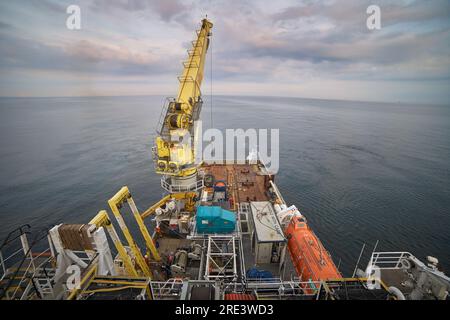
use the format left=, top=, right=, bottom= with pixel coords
left=0, top=225, right=55, bottom=300
left=367, top=251, right=414, bottom=270
left=160, top=176, right=204, bottom=193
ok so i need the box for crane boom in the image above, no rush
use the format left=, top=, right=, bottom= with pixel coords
left=177, top=19, right=212, bottom=108
left=153, top=19, right=213, bottom=192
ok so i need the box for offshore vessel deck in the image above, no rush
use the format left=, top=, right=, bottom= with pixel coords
left=1, top=160, right=448, bottom=300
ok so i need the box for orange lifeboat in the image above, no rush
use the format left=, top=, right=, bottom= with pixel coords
left=286, top=215, right=341, bottom=282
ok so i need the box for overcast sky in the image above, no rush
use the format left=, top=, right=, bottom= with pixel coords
left=0, top=0, right=449, bottom=104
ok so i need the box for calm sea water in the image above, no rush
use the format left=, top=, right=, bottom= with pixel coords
left=0, top=95, right=449, bottom=275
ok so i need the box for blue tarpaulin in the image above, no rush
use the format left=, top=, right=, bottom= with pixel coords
left=246, top=268, right=274, bottom=280
left=196, top=206, right=236, bottom=233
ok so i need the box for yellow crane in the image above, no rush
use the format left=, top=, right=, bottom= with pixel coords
left=154, top=18, right=213, bottom=192
left=74, top=20, right=214, bottom=285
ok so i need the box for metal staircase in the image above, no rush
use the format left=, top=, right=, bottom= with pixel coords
left=0, top=225, right=56, bottom=300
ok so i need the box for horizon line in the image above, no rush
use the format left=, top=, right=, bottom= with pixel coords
left=0, top=93, right=446, bottom=107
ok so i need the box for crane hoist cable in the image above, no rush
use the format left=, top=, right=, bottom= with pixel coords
left=210, top=28, right=213, bottom=130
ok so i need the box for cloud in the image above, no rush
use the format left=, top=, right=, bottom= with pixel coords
left=14, top=0, right=68, bottom=14
left=0, top=32, right=176, bottom=76
left=151, top=0, right=188, bottom=22
left=272, top=0, right=450, bottom=25
left=207, top=0, right=450, bottom=83
left=0, top=0, right=449, bottom=103
left=0, top=21, right=11, bottom=29
left=90, top=0, right=188, bottom=22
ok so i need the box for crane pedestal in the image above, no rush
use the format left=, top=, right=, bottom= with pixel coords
left=161, top=173, right=204, bottom=193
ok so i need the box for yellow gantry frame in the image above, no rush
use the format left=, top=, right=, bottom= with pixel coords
left=89, top=210, right=138, bottom=277
left=108, top=187, right=160, bottom=273
left=91, top=188, right=195, bottom=279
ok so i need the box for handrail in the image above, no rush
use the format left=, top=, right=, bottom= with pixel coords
left=0, top=227, right=51, bottom=299
left=1, top=247, right=24, bottom=265
left=156, top=97, right=173, bottom=136
left=368, top=251, right=414, bottom=270
left=150, top=278, right=184, bottom=299
left=11, top=247, right=53, bottom=299
left=0, top=224, right=31, bottom=250
left=160, top=176, right=204, bottom=193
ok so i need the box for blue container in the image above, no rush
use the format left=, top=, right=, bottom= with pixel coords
left=196, top=206, right=236, bottom=233
left=246, top=268, right=274, bottom=280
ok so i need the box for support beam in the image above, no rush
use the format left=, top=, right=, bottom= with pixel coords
left=127, top=196, right=161, bottom=261
left=108, top=187, right=152, bottom=278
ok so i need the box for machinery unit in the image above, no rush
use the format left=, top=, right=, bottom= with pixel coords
left=188, top=243, right=203, bottom=260
left=213, top=180, right=228, bottom=202
left=250, top=201, right=286, bottom=264
left=196, top=206, right=236, bottom=234
left=178, top=214, right=191, bottom=234
left=171, top=250, right=188, bottom=275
